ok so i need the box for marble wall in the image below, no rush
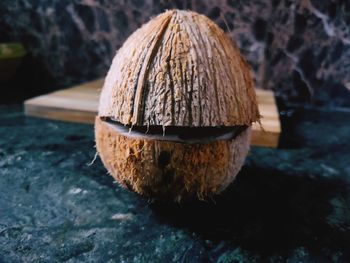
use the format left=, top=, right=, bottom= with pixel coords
left=1, top=0, right=350, bottom=108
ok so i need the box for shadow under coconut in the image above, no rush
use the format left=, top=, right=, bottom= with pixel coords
left=150, top=164, right=350, bottom=256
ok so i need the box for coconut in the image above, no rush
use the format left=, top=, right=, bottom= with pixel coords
left=95, top=10, right=260, bottom=201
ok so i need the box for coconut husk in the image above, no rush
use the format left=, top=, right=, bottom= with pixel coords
left=98, top=10, right=259, bottom=127
left=95, top=117, right=250, bottom=201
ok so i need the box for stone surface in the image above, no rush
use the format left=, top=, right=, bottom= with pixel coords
left=1, top=0, right=350, bottom=108
left=0, top=104, right=349, bottom=262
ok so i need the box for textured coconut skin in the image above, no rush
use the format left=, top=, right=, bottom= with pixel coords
left=99, top=10, right=259, bottom=127
left=96, top=10, right=259, bottom=201
left=95, top=117, right=251, bottom=201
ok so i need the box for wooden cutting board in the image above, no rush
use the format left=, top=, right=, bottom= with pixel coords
left=24, top=79, right=281, bottom=147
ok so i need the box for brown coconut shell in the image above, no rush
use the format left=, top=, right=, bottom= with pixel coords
left=99, top=9, right=259, bottom=127
left=95, top=117, right=251, bottom=202
left=95, top=10, right=260, bottom=201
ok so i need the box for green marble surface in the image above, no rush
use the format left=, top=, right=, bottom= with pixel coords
left=0, top=105, right=349, bottom=262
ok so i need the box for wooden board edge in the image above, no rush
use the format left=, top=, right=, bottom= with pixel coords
left=251, top=129, right=280, bottom=148
left=24, top=80, right=281, bottom=148
left=25, top=103, right=280, bottom=147
left=25, top=103, right=95, bottom=124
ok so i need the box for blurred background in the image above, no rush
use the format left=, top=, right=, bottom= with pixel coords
left=1, top=0, right=350, bottom=108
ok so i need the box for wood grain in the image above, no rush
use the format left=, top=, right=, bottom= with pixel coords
left=24, top=79, right=280, bottom=147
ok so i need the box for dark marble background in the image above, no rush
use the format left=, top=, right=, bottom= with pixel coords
left=1, top=0, right=350, bottom=108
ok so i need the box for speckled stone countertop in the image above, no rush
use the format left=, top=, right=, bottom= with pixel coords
left=0, top=104, right=349, bottom=262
